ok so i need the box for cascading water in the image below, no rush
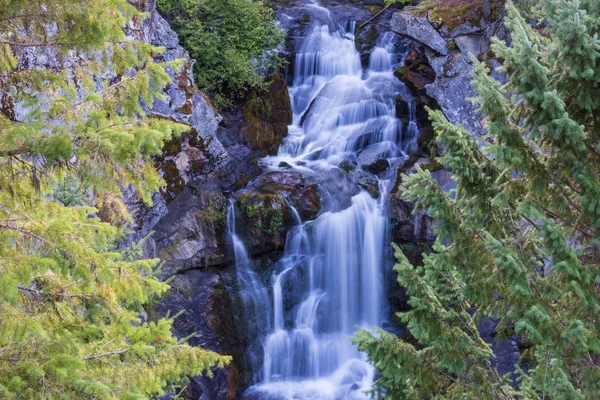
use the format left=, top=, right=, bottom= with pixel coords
left=236, top=3, right=418, bottom=398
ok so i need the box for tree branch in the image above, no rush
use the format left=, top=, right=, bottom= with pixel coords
left=83, top=349, right=129, bottom=361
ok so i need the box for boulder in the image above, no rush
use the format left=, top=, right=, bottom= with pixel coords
left=233, top=191, right=290, bottom=257
left=454, top=34, right=490, bottom=60
left=391, top=8, right=489, bottom=138
left=390, top=12, right=449, bottom=55
left=250, top=171, right=321, bottom=221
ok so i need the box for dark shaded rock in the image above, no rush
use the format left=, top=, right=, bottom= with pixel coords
left=478, top=317, right=522, bottom=384
left=386, top=187, right=435, bottom=318
left=394, top=51, right=436, bottom=94
left=389, top=193, right=434, bottom=245
left=241, top=73, right=293, bottom=157
left=278, top=161, right=293, bottom=169
left=149, top=270, right=243, bottom=400
left=395, top=94, right=410, bottom=122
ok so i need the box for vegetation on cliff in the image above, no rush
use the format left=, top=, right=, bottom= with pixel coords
left=357, top=0, right=600, bottom=398
left=157, top=0, right=285, bottom=109
left=0, top=0, right=228, bottom=398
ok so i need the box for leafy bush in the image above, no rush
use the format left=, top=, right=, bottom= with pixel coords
left=158, top=0, right=285, bottom=109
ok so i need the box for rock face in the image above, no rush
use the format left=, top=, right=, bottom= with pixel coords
left=150, top=270, right=242, bottom=400
left=241, top=73, right=293, bottom=157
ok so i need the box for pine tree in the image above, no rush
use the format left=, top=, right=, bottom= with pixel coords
left=356, top=0, right=600, bottom=398
left=0, top=0, right=229, bottom=398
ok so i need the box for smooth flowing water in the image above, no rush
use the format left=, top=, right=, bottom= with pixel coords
left=234, top=4, right=417, bottom=399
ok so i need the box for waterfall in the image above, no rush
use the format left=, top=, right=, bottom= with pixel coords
left=238, top=4, right=418, bottom=398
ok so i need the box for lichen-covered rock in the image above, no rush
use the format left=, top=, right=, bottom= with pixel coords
left=241, top=73, right=293, bottom=157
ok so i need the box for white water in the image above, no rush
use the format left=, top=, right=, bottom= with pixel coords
left=233, top=5, right=417, bottom=399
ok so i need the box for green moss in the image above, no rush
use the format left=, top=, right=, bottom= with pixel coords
left=408, top=0, right=503, bottom=30
left=368, top=6, right=382, bottom=16
left=394, top=66, right=409, bottom=81
left=177, top=100, right=194, bottom=115
left=238, top=192, right=286, bottom=242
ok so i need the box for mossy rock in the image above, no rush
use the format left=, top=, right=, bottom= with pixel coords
left=236, top=191, right=289, bottom=255
left=241, top=73, right=293, bottom=157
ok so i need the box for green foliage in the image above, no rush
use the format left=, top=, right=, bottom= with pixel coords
left=157, top=0, right=285, bottom=109
left=356, top=0, right=600, bottom=398
left=0, top=0, right=229, bottom=398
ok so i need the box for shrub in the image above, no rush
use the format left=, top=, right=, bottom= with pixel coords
left=157, top=0, right=285, bottom=109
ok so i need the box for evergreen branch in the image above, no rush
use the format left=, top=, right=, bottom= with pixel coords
left=0, top=223, right=76, bottom=260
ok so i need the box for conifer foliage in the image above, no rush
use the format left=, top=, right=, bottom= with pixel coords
left=0, top=0, right=228, bottom=398
left=356, top=0, right=600, bottom=398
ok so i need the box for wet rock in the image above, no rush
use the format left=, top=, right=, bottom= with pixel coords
left=241, top=73, right=293, bottom=157
left=363, top=158, right=390, bottom=175
left=250, top=171, right=321, bottom=221
left=339, top=160, right=358, bottom=174
left=355, top=170, right=380, bottom=198
left=355, top=24, right=381, bottom=67
left=390, top=12, right=449, bottom=55
left=395, top=94, right=410, bottom=122
left=233, top=191, right=289, bottom=256
left=278, top=161, right=293, bottom=169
